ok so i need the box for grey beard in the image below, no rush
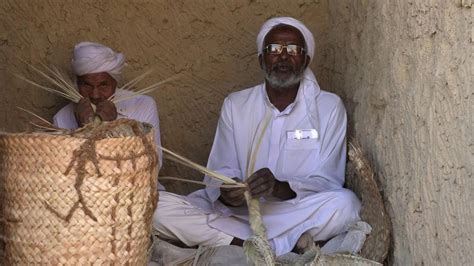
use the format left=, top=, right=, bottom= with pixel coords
left=262, top=63, right=304, bottom=90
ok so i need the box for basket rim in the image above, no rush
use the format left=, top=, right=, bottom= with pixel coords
left=0, top=119, right=154, bottom=140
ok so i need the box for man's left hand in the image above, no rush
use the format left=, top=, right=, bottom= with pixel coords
left=95, top=100, right=118, bottom=121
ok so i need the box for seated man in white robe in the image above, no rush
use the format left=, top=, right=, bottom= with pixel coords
left=53, top=41, right=164, bottom=188
left=154, top=17, right=361, bottom=256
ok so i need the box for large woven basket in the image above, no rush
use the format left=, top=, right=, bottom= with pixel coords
left=345, top=141, right=391, bottom=263
left=0, top=119, right=159, bottom=265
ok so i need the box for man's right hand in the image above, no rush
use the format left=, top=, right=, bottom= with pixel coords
left=74, top=98, right=95, bottom=127
left=219, top=184, right=246, bottom=207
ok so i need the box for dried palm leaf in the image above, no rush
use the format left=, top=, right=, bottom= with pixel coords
left=117, top=69, right=153, bottom=92
left=17, top=59, right=82, bottom=102
left=17, top=60, right=177, bottom=106
left=159, top=176, right=245, bottom=189
left=242, top=110, right=275, bottom=265
left=17, top=107, right=67, bottom=133
left=15, top=74, right=80, bottom=103
left=112, top=75, right=179, bottom=103
left=160, top=147, right=245, bottom=187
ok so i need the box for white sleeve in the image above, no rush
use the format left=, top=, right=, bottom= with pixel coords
left=53, top=104, right=79, bottom=129
left=204, top=97, right=242, bottom=203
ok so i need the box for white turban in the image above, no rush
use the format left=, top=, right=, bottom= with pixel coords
left=71, top=42, right=125, bottom=81
left=256, top=17, right=315, bottom=64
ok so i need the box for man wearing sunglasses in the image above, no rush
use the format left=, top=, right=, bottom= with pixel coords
left=154, top=17, right=361, bottom=257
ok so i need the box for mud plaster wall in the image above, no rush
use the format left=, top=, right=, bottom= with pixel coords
left=326, top=1, right=473, bottom=265
left=0, top=0, right=472, bottom=265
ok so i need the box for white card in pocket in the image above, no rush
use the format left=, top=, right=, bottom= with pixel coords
left=287, top=129, right=319, bottom=140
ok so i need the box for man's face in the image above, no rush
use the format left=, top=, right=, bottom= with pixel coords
left=77, top=72, right=117, bottom=105
left=259, top=25, right=310, bottom=90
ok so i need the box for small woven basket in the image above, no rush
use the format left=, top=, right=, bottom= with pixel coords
left=0, top=119, right=159, bottom=265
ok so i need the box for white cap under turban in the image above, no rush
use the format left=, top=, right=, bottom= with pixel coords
left=256, top=17, right=315, bottom=64
left=71, top=42, right=125, bottom=81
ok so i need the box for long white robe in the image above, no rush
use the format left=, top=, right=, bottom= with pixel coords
left=53, top=89, right=164, bottom=189
left=186, top=70, right=360, bottom=255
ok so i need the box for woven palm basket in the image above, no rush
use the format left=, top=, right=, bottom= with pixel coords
left=0, top=119, right=159, bottom=265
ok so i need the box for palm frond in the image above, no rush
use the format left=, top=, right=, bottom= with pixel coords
left=17, top=107, right=55, bottom=127
left=18, top=60, right=82, bottom=103
left=160, top=146, right=245, bottom=187
left=113, top=75, right=179, bottom=103
left=15, top=74, right=79, bottom=102
left=17, top=107, right=67, bottom=133
left=29, top=122, right=62, bottom=132
left=159, top=176, right=244, bottom=188
left=47, top=65, right=82, bottom=98
left=119, top=69, right=154, bottom=92
left=18, top=59, right=177, bottom=106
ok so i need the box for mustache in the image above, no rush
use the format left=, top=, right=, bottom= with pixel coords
left=271, top=62, right=294, bottom=72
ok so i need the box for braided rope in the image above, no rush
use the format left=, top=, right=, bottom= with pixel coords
left=243, top=109, right=275, bottom=265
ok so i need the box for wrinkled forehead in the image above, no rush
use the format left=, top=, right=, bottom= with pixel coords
left=263, top=24, right=306, bottom=47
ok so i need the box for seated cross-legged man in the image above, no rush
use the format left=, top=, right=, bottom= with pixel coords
left=154, top=17, right=361, bottom=256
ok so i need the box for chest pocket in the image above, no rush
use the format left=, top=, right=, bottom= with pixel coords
left=285, top=138, right=319, bottom=150
left=281, top=138, right=319, bottom=178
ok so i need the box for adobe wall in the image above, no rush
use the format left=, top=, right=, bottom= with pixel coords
left=327, top=1, right=472, bottom=265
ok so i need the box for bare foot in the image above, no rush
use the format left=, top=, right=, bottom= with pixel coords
left=293, top=232, right=315, bottom=254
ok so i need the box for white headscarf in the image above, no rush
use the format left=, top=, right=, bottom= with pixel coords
left=71, top=42, right=125, bottom=81
left=256, top=17, right=315, bottom=64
